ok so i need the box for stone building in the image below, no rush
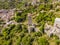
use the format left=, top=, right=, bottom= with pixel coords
left=27, top=13, right=37, bottom=33
left=45, top=18, right=60, bottom=38
left=44, top=23, right=53, bottom=37
left=27, top=13, right=32, bottom=26
left=0, top=9, right=15, bottom=23
left=53, top=18, right=60, bottom=38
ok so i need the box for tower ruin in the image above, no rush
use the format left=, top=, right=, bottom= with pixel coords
left=27, top=13, right=37, bottom=33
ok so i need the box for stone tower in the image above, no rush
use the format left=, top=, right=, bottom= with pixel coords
left=28, top=13, right=32, bottom=26
left=27, top=13, right=36, bottom=33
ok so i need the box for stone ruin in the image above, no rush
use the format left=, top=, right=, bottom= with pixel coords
left=27, top=13, right=37, bottom=33
left=53, top=18, right=60, bottom=38
left=27, top=13, right=32, bottom=26
left=31, top=0, right=40, bottom=6
left=0, top=9, right=15, bottom=23
left=45, top=18, right=60, bottom=38
left=44, top=23, right=53, bottom=37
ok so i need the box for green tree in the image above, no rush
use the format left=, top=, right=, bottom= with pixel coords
left=38, top=37, right=49, bottom=45
left=22, top=35, right=33, bottom=45
left=15, top=12, right=27, bottom=22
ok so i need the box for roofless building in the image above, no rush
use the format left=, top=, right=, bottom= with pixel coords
left=27, top=13, right=37, bottom=33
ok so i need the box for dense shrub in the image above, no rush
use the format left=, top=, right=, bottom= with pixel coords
left=36, top=12, right=55, bottom=33
left=38, top=37, right=49, bottom=45
left=15, top=12, right=27, bottom=22
left=55, top=39, right=60, bottom=45
left=21, top=35, right=33, bottom=45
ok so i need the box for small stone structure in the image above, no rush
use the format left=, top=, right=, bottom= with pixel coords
left=27, top=13, right=32, bottom=26
left=44, top=23, right=53, bottom=37
left=4, top=21, right=14, bottom=27
left=45, top=18, right=60, bottom=38
left=27, top=13, right=37, bottom=33
left=31, top=0, right=40, bottom=6
left=53, top=18, right=60, bottom=38
left=0, top=9, right=15, bottom=23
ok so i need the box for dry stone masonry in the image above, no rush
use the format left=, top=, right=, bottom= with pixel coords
left=27, top=13, right=37, bottom=33
left=45, top=18, right=60, bottom=38
left=0, top=9, right=15, bottom=23
left=53, top=18, right=60, bottom=38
